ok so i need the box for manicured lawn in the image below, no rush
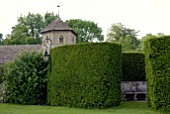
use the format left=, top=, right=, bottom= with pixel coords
left=0, top=102, right=168, bottom=114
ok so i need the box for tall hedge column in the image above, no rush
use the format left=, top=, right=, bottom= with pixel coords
left=47, top=43, right=122, bottom=109
left=144, top=36, right=170, bottom=111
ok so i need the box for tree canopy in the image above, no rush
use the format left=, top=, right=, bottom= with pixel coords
left=106, top=23, right=140, bottom=52
left=137, top=33, right=165, bottom=52
left=66, top=19, right=104, bottom=43
left=4, top=12, right=58, bottom=45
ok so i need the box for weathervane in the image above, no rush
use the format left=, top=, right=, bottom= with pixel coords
left=57, top=5, right=60, bottom=18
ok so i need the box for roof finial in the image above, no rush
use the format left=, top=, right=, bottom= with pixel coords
left=57, top=5, right=60, bottom=18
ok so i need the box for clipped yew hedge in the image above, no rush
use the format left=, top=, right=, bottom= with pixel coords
left=122, top=53, right=145, bottom=81
left=47, top=43, right=122, bottom=109
left=144, top=36, right=170, bottom=111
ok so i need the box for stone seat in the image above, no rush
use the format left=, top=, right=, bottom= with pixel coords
left=121, top=81, right=147, bottom=101
left=122, top=92, right=146, bottom=101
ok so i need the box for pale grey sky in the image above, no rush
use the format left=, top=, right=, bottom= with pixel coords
left=1, top=0, right=170, bottom=39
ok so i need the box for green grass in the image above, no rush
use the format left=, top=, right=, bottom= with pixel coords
left=0, top=102, right=168, bottom=114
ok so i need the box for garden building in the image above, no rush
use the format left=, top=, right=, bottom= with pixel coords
left=0, top=18, right=77, bottom=65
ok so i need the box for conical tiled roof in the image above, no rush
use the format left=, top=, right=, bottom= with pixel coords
left=41, top=18, right=76, bottom=35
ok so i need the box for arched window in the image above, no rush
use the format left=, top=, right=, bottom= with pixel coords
left=59, top=35, right=64, bottom=44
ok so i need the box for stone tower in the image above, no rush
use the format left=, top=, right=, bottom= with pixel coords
left=40, top=18, right=77, bottom=52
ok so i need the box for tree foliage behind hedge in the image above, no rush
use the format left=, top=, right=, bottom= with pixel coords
left=48, top=43, right=122, bottom=109
left=3, top=52, right=48, bottom=105
left=122, top=53, right=145, bottom=81
left=144, top=36, right=170, bottom=111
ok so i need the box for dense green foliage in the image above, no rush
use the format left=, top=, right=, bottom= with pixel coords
left=0, top=65, right=4, bottom=84
left=122, top=53, right=145, bottom=81
left=144, top=36, right=170, bottom=111
left=0, top=65, right=4, bottom=102
left=3, top=52, right=48, bottom=104
left=66, top=19, right=104, bottom=43
left=106, top=23, right=140, bottom=52
left=48, top=43, right=122, bottom=109
left=3, top=12, right=58, bottom=45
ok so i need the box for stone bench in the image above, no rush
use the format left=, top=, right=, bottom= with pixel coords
left=122, top=91, right=146, bottom=101
left=121, top=81, right=147, bottom=101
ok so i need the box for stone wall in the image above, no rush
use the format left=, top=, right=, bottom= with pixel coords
left=0, top=45, right=42, bottom=64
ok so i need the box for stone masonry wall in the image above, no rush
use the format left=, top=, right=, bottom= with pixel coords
left=42, top=31, right=76, bottom=46
left=0, top=45, right=42, bottom=64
